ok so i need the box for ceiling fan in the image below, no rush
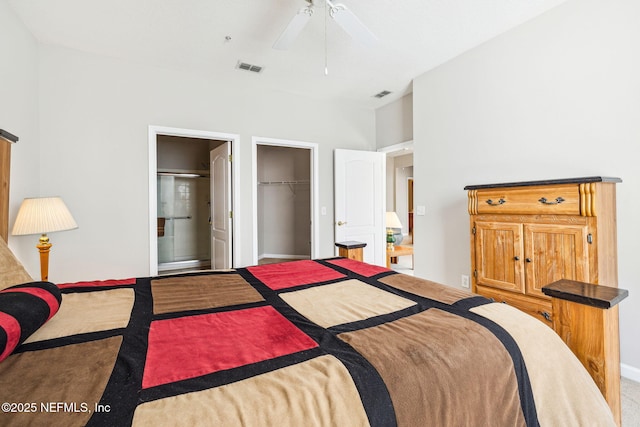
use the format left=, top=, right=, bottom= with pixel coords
left=273, top=0, right=377, bottom=50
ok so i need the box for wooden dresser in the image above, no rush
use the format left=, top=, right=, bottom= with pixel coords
left=465, top=177, right=621, bottom=328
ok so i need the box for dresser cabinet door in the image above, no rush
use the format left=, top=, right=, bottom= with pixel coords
left=474, top=221, right=525, bottom=293
left=523, top=223, right=590, bottom=298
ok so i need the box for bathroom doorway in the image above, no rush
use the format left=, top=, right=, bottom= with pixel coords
left=148, top=126, right=238, bottom=276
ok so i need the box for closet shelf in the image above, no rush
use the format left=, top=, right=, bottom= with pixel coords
left=158, top=169, right=209, bottom=178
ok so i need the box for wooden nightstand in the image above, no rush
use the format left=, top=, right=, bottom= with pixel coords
left=335, top=241, right=366, bottom=262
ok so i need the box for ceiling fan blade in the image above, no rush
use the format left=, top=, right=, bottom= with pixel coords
left=273, top=6, right=314, bottom=50
left=328, top=1, right=377, bottom=48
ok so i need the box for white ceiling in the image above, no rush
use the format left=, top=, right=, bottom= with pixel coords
left=8, top=0, right=568, bottom=109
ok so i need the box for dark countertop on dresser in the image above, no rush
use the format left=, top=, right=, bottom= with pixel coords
left=464, top=176, right=622, bottom=190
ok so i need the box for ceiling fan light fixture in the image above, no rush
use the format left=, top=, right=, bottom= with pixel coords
left=273, top=0, right=376, bottom=51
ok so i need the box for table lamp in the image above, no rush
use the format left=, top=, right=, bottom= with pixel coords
left=385, top=211, right=403, bottom=250
left=11, top=197, right=78, bottom=281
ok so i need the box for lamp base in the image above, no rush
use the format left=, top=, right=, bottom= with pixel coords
left=36, top=234, right=51, bottom=281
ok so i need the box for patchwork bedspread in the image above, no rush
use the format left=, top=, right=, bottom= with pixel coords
left=0, top=258, right=615, bottom=426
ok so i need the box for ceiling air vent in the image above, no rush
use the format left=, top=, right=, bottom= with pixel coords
left=373, top=90, right=392, bottom=99
left=236, top=61, right=264, bottom=73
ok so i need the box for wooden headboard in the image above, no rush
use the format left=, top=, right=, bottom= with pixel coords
left=0, top=129, right=18, bottom=242
left=1, top=137, right=11, bottom=242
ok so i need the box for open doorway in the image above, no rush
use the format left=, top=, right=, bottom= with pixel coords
left=148, top=126, right=238, bottom=276
left=252, top=137, right=319, bottom=266
left=379, top=141, right=414, bottom=274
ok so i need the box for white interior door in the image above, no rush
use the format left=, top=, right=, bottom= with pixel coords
left=334, top=149, right=386, bottom=266
left=210, top=142, right=231, bottom=269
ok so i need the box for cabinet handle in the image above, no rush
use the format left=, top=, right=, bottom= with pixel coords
left=525, top=258, right=532, bottom=263
left=485, top=198, right=505, bottom=206
left=514, top=256, right=520, bottom=261
left=538, top=197, right=565, bottom=205
left=538, top=311, right=552, bottom=321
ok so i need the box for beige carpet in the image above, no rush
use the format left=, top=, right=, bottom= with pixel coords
left=622, top=377, right=640, bottom=427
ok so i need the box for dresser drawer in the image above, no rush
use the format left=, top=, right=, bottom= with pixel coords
left=474, top=184, right=580, bottom=215
left=476, top=285, right=554, bottom=328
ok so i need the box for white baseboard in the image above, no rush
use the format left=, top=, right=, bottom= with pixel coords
left=621, top=363, right=640, bottom=382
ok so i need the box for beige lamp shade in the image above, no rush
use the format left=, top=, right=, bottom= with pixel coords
left=12, top=197, right=78, bottom=236
left=385, top=211, right=403, bottom=229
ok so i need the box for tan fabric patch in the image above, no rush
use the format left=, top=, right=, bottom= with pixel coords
left=0, top=238, right=33, bottom=290
left=132, top=355, right=370, bottom=427
left=339, top=308, right=526, bottom=427
left=280, top=279, right=416, bottom=328
left=379, top=274, right=473, bottom=304
left=24, top=288, right=134, bottom=343
left=0, top=336, right=122, bottom=427
left=471, top=303, right=616, bottom=427
left=151, top=274, right=264, bottom=314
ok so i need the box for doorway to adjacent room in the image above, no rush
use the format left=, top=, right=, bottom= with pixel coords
left=379, top=141, right=414, bottom=275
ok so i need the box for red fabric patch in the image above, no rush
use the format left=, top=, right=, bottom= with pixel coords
left=142, top=306, right=318, bottom=388
left=327, top=258, right=391, bottom=277
left=0, top=312, right=21, bottom=362
left=57, top=278, right=136, bottom=289
left=247, top=260, right=345, bottom=290
left=0, top=287, right=61, bottom=321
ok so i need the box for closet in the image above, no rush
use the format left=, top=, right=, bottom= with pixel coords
left=257, top=145, right=311, bottom=264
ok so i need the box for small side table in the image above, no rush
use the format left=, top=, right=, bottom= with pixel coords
left=335, top=241, right=367, bottom=262
left=542, top=279, right=628, bottom=426
left=386, top=245, right=413, bottom=269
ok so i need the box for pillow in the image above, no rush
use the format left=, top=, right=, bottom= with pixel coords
left=0, top=281, right=62, bottom=362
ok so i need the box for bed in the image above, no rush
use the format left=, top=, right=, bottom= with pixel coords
left=0, top=237, right=616, bottom=426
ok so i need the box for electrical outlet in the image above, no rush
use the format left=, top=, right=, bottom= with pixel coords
left=461, top=275, right=470, bottom=288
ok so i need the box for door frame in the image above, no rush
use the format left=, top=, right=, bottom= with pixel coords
left=379, top=140, right=414, bottom=241
left=334, top=149, right=386, bottom=266
left=148, top=125, right=240, bottom=276
left=251, top=136, right=319, bottom=265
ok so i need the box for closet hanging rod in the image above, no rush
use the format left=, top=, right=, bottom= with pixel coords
left=258, top=180, right=310, bottom=185
left=162, top=216, right=192, bottom=220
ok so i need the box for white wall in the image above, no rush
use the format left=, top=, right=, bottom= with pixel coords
left=6, top=43, right=374, bottom=282
left=375, top=94, right=413, bottom=148
left=413, top=0, right=640, bottom=376
left=1, top=1, right=41, bottom=274
left=377, top=94, right=414, bottom=214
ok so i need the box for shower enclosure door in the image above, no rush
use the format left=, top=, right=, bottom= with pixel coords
left=157, top=173, right=211, bottom=272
